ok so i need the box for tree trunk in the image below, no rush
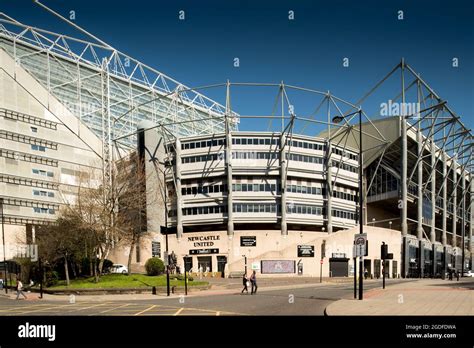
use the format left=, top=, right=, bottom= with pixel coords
left=64, top=256, right=70, bottom=287
left=89, top=248, right=94, bottom=277
left=127, top=236, right=136, bottom=276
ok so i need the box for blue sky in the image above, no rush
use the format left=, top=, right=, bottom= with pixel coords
left=3, top=0, right=473, bottom=133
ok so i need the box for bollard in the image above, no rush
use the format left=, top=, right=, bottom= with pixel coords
left=152, top=286, right=156, bottom=295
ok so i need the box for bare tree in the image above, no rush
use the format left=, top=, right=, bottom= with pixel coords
left=115, top=152, right=151, bottom=275
left=58, top=151, right=155, bottom=282
left=36, top=213, right=84, bottom=286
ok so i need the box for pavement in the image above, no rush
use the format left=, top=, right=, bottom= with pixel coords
left=325, top=277, right=474, bottom=316
left=0, top=277, right=409, bottom=316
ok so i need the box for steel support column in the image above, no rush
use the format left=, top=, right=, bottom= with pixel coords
left=470, top=175, right=474, bottom=269
left=401, top=117, right=408, bottom=236
left=175, top=138, right=183, bottom=239
left=226, top=130, right=234, bottom=237
left=326, top=140, right=333, bottom=234
left=280, top=133, right=288, bottom=236
left=417, top=125, right=423, bottom=240
left=430, top=139, right=436, bottom=244
left=452, top=155, right=457, bottom=248
left=442, top=151, right=448, bottom=246
left=225, top=82, right=234, bottom=238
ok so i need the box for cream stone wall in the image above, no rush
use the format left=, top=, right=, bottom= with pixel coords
left=123, top=226, right=403, bottom=278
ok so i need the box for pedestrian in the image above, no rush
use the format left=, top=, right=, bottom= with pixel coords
left=241, top=273, right=249, bottom=294
left=364, top=268, right=368, bottom=280
left=15, top=277, right=27, bottom=300
left=250, top=270, right=258, bottom=295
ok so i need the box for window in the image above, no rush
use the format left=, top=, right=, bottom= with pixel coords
left=30, top=127, right=38, bottom=133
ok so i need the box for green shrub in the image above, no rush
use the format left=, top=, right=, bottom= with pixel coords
left=45, top=270, right=59, bottom=287
left=145, top=258, right=165, bottom=276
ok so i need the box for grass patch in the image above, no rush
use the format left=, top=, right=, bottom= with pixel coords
left=44, top=274, right=208, bottom=290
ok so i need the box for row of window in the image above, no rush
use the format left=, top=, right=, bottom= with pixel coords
left=0, top=174, right=58, bottom=190
left=233, top=183, right=279, bottom=193
left=182, top=153, right=220, bottom=164
left=332, top=160, right=358, bottom=173
left=232, top=152, right=279, bottom=160
left=233, top=203, right=278, bottom=213
left=331, top=209, right=357, bottom=220
left=181, top=139, right=225, bottom=150
left=31, top=144, right=46, bottom=152
left=181, top=205, right=228, bottom=216
left=333, top=190, right=357, bottom=202
left=179, top=181, right=355, bottom=202
left=33, top=190, right=55, bottom=198
left=2, top=108, right=57, bottom=130
left=32, top=169, right=54, bottom=178
left=286, top=185, right=323, bottom=195
left=286, top=203, right=323, bottom=215
left=287, top=153, right=324, bottom=164
left=0, top=130, right=57, bottom=149
left=181, top=184, right=228, bottom=195
left=33, top=207, right=55, bottom=214
left=180, top=153, right=359, bottom=168
left=332, top=148, right=358, bottom=161
left=288, top=140, right=326, bottom=151
left=170, top=204, right=356, bottom=219
left=0, top=149, right=58, bottom=167
left=232, top=138, right=280, bottom=146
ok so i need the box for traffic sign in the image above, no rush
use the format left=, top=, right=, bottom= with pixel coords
left=320, top=259, right=324, bottom=264
left=354, top=233, right=367, bottom=246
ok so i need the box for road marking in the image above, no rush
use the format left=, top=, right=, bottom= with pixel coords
left=97, top=303, right=130, bottom=314
left=70, top=302, right=110, bottom=312
left=134, top=305, right=157, bottom=316
left=14, top=303, right=72, bottom=315
left=173, top=308, right=184, bottom=316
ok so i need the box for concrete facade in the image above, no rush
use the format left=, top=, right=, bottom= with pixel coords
left=0, top=48, right=102, bottom=251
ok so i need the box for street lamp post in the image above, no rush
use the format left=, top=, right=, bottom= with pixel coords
left=1, top=198, right=7, bottom=294
left=163, top=170, right=170, bottom=297
left=243, top=255, right=247, bottom=275
left=333, top=108, right=364, bottom=300
left=183, top=255, right=188, bottom=296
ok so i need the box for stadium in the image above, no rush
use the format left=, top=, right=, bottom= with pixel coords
left=0, top=4, right=472, bottom=279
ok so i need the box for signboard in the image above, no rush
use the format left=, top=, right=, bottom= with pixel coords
left=240, top=236, right=257, bottom=247
left=189, top=248, right=219, bottom=255
left=354, top=244, right=366, bottom=257
left=332, top=253, right=346, bottom=259
left=251, top=262, right=260, bottom=270
left=297, top=245, right=315, bottom=257
left=354, top=233, right=367, bottom=246
left=151, top=241, right=161, bottom=258
left=261, top=260, right=295, bottom=274
left=354, top=233, right=367, bottom=257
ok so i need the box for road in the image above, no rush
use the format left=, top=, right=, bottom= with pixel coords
left=0, top=279, right=410, bottom=316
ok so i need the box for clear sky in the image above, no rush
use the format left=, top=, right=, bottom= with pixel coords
left=2, top=0, right=473, bottom=133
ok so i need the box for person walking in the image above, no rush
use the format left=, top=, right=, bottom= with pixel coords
left=241, top=273, right=249, bottom=294
left=15, top=278, right=27, bottom=300
left=250, top=270, right=258, bottom=295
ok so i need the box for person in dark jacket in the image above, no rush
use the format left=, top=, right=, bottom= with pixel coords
left=250, top=270, right=258, bottom=294
left=241, top=273, right=249, bottom=294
